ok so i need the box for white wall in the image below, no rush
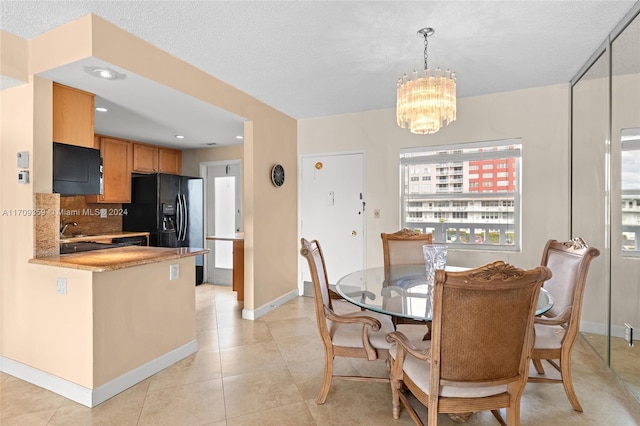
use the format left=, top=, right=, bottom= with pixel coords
left=298, top=83, right=571, bottom=273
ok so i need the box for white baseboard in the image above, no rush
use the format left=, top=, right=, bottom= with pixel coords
left=0, top=340, right=198, bottom=408
left=580, top=320, right=608, bottom=336
left=242, top=289, right=300, bottom=320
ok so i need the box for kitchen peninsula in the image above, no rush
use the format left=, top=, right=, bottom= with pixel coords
left=13, top=215, right=209, bottom=408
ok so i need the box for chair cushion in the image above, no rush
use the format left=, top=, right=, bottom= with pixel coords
left=534, top=323, right=565, bottom=350
left=329, top=311, right=395, bottom=349
left=389, top=343, right=508, bottom=398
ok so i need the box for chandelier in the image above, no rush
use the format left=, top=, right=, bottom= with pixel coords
left=396, top=28, right=456, bottom=134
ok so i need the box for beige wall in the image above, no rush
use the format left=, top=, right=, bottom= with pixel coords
left=0, top=30, right=29, bottom=82
left=93, top=257, right=195, bottom=386
left=298, top=84, right=571, bottom=271
left=1, top=79, right=95, bottom=387
left=181, top=144, right=244, bottom=177
left=1, top=13, right=298, bottom=389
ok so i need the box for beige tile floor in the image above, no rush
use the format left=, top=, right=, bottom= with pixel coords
left=582, top=332, right=640, bottom=399
left=2, top=283, right=640, bottom=425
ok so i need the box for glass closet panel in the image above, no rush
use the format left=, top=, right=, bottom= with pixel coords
left=572, top=49, right=611, bottom=364
left=611, top=12, right=640, bottom=399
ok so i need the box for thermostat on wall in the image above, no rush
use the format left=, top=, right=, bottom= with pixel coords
left=18, top=170, right=29, bottom=184
left=17, top=151, right=29, bottom=168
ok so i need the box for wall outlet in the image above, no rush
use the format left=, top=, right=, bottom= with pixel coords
left=624, top=323, right=634, bottom=347
left=56, top=277, right=67, bottom=295
left=170, top=264, right=180, bottom=280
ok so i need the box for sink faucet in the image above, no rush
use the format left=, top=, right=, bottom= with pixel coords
left=60, top=219, right=78, bottom=236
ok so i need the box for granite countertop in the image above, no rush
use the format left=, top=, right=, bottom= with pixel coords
left=29, top=246, right=209, bottom=272
left=59, top=231, right=150, bottom=243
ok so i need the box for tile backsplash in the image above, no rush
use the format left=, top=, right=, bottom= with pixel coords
left=59, top=196, right=123, bottom=236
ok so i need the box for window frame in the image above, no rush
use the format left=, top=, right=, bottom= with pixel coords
left=400, top=139, right=522, bottom=252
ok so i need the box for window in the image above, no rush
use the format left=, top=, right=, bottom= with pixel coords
left=621, top=130, right=640, bottom=256
left=410, top=176, right=419, bottom=182
left=422, top=176, right=431, bottom=181
left=400, top=139, right=521, bottom=251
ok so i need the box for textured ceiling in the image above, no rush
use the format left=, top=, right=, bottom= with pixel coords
left=1, top=1, right=637, bottom=147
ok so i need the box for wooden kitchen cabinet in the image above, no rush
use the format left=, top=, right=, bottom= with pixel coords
left=132, top=143, right=158, bottom=173
left=132, top=143, right=182, bottom=174
left=86, top=137, right=132, bottom=203
left=158, top=148, right=182, bottom=174
left=53, top=83, right=95, bottom=148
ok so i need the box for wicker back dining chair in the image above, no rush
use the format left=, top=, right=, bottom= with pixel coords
left=381, top=229, right=434, bottom=267
left=527, top=237, right=600, bottom=412
left=300, top=238, right=395, bottom=404
left=381, top=229, right=434, bottom=333
left=387, top=261, right=551, bottom=425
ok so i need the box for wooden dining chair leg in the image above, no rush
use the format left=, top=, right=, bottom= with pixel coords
left=490, top=410, right=507, bottom=426
left=532, top=358, right=545, bottom=374
left=561, top=352, right=583, bottom=412
left=390, top=378, right=402, bottom=419
left=317, top=353, right=334, bottom=404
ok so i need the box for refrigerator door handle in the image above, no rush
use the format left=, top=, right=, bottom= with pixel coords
left=176, top=195, right=184, bottom=241
left=182, top=194, right=189, bottom=242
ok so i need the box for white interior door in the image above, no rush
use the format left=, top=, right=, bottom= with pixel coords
left=203, top=161, right=242, bottom=285
left=300, top=153, right=365, bottom=286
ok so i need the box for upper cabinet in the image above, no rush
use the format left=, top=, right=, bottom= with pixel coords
left=132, top=143, right=182, bottom=175
left=86, top=136, right=132, bottom=204
left=52, top=83, right=95, bottom=148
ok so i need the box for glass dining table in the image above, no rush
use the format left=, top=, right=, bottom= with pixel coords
left=335, top=264, right=553, bottom=321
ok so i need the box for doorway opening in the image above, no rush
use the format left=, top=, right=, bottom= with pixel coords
left=201, top=161, right=242, bottom=285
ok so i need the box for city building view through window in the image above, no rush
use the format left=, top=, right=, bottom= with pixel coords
left=400, top=139, right=521, bottom=251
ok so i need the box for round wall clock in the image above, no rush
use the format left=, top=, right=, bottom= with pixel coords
left=271, top=164, right=285, bottom=187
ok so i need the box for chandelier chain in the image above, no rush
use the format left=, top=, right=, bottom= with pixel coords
left=423, top=32, right=429, bottom=70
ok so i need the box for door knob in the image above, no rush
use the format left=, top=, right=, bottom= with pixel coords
left=351, top=230, right=357, bottom=236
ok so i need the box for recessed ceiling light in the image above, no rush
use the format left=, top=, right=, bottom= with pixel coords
left=95, top=107, right=108, bottom=112
left=84, top=66, right=126, bottom=81
left=175, top=135, right=185, bottom=139
left=236, top=135, right=244, bottom=140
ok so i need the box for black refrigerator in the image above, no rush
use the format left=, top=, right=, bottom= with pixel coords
left=123, top=173, right=204, bottom=284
